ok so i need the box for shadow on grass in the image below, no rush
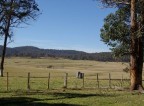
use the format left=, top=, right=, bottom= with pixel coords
left=0, top=89, right=119, bottom=106
left=50, top=92, right=118, bottom=99
left=12, top=89, right=119, bottom=99
left=0, top=97, right=81, bottom=106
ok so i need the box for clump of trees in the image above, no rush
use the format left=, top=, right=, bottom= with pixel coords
left=99, top=0, right=144, bottom=91
left=0, top=0, right=40, bottom=77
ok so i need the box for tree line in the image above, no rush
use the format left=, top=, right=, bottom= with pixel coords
left=0, top=45, right=129, bottom=62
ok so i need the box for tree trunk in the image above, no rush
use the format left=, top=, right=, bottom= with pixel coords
left=0, top=35, right=8, bottom=77
left=138, top=4, right=144, bottom=91
left=130, top=0, right=143, bottom=91
left=0, top=16, right=11, bottom=77
left=137, top=36, right=143, bottom=91
left=130, top=39, right=140, bottom=90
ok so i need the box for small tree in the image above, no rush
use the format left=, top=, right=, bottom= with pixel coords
left=0, top=0, right=40, bottom=77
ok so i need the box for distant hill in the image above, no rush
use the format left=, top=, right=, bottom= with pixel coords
left=0, top=45, right=129, bottom=62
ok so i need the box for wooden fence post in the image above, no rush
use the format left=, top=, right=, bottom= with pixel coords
left=48, top=73, right=50, bottom=89
left=82, top=73, right=84, bottom=88
left=64, top=73, right=68, bottom=88
left=7, top=72, right=9, bottom=91
left=97, top=73, right=99, bottom=88
left=27, top=72, right=30, bottom=90
left=109, top=73, right=111, bottom=88
left=121, top=74, right=123, bottom=87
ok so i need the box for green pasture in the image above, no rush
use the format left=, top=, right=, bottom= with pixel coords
left=0, top=57, right=144, bottom=106
left=0, top=89, right=144, bottom=106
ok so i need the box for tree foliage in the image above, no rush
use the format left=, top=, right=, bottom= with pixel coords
left=0, top=0, right=39, bottom=34
left=100, top=6, right=130, bottom=57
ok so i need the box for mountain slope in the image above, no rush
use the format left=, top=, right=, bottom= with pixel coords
left=0, top=45, right=129, bottom=62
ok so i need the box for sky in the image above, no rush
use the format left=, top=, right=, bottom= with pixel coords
left=0, top=0, right=116, bottom=53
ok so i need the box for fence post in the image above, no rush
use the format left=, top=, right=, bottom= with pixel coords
left=121, top=74, right=123, bottom=87
left=109, top=73, right=111, bottom=88
left=48, top=73, right=50, bottom=89
left=97, top=73, right=99, bottom=88
left=27, top=72, right=30, bottom=90
left=82, top=73, right=84, bottom=88
left=64, top=73, right=68, bottom=88
left=7, top=72, right=9, bottom=91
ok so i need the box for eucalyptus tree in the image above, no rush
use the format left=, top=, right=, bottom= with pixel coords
left=101, top=6, right=130, bottom=57
left=99, top=0, right=144, bottom=91
left=0, top=0, right=40, bottom=77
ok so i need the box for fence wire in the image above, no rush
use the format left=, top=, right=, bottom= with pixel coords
left=0, top=72, right=131, bottom=92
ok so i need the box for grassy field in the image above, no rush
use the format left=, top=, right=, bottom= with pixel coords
left=1, top=89, right=144, bottom=106
left=0, top=57, right=144, bottom=106
left=4, top=57, right=130, bottom=77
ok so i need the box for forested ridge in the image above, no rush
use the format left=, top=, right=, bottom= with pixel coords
left=0, top=45, right=129, bottom=62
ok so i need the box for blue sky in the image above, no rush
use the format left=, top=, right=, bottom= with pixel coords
left=1, top=0, right=116, bottom=53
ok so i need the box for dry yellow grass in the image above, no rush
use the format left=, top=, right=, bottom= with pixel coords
left=3, top=57, right=130, bottom=79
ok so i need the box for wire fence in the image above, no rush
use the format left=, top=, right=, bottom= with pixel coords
left=0, top=72, right=131, bottom=92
